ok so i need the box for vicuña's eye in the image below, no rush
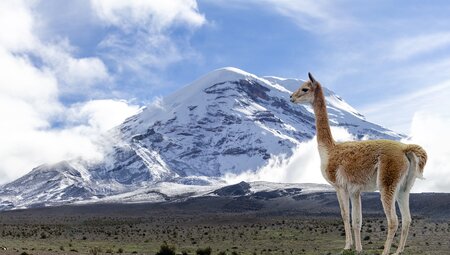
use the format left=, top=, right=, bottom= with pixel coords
left=302, top=88, right=309, bottom=92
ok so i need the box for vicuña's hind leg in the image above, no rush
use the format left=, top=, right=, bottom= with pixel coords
left=394, top=189, right=412, bottom=255
left=381, top=188, right=398, bottom=255
left=336, top=188, right=353, bottom=250
left=351, top=191, right=362, bottom=252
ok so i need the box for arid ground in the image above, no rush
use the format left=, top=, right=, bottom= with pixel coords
left=0, top=193, right=449, bottom=255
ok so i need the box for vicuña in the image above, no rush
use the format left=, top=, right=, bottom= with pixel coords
left=290, top=73, right=427, bottom=255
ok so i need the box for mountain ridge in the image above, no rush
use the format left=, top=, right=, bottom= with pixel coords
left=0, top=67, right=403, bottom=210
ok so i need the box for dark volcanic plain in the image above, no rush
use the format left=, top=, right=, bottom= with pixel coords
left=0, top=190, right=449, bottom=255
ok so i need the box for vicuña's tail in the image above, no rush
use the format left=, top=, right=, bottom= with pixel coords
left=404, top=144, right=427, bottom=180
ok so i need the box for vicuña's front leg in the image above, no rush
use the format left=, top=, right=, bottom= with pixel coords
left=336, top=188, right=353, bottom=250
left=351, top=191, right=363, bottom=253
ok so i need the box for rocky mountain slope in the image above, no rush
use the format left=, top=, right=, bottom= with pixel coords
left=0, top=67, right=403, bottom=210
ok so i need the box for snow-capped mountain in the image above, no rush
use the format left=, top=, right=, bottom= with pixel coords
left=0, top=67, right=403, bottom=210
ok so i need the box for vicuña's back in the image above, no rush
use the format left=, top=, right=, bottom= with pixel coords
left=326, top=140, right=426, bottom=191
left=290, top=73, right=427, bottom=255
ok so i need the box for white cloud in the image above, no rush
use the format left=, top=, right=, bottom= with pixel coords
left=262, top=0, right=353, bottom=33
left=407, top=112, right=450, bottom=193
left=98, top=33, right=184, bottom=73
left=361, top=79, right=450, bottom=133
left=224, top=127, right=354, bottom=185
left=0, top=49, right=61, bottom=121
left=91, top=0, right=205, bottom=72
left=66, top=99, right=141, bottom=132
left=388, top=32, right=450, bottom=61
left=214, top=0, right=353, bottom=34
left=0, top=1, right=111, bottom=92
left=0, top=1, right=36, bottom=51
left=37, top=40, right=110, bottom=90
left=0, top=1, right=139, bottom=184
left=0, top=46, right=90, bottom=182
left=224, top=138, right=324, bottom=185
left=0, top=40, right=138, bottom=182
left=0, top=126, right=101, bottom=182
left=90, top=0, right=205, bottom=30
left=0, top=97, right=139, bottom=183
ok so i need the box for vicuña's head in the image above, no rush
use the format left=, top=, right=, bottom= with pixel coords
left=290, top=72, right=319, bottom=104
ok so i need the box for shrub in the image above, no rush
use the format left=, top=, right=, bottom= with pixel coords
left=196, top=247, right=212, bottom=255
left=89, top=247, right=102, bottom=255
left=156, top=243, right=176, bottom=255
left=341, top=250, right=356, bottom=255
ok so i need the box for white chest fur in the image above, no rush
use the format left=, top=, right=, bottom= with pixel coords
left=318, top=145, right=331, bottom=184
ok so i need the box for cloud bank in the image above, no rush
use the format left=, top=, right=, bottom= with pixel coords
left=226, top=119, right=449, bottom=193
left=0, top=0, right=206, bottom=183
left=407, top=112, right=450, bottom=192
left=225, top=127, right=354, bottom=186
left=0, top=1, right=147, bottom=183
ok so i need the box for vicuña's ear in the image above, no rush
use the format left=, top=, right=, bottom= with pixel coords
left=308, top=72, right=317, bottom=84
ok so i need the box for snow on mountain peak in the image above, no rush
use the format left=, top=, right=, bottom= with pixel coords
left=196, top=67, right=258, bottom=83
left=264, top=76, right=365, bottom=120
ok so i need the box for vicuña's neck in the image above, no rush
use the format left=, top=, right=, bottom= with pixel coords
left=312, top=84, right=334, bottom=150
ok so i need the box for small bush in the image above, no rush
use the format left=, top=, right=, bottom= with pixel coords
left=196, top=247, right=212, bottom=255
left=89, top=247, right=102, bottom=255
left=156, top=243, right=176, bottom=255
left=341, top=250, right=356, bottom=255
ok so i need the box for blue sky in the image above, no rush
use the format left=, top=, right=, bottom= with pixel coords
left=26, top=0, right=450, bottom=131
left=1, top=0, right=450, bottom=191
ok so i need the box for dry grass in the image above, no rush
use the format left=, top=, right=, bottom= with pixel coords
left=0, top=210, right=448, bottom=255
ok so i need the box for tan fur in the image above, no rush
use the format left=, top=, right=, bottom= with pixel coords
left=290, top=73, right=427, bottom=255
